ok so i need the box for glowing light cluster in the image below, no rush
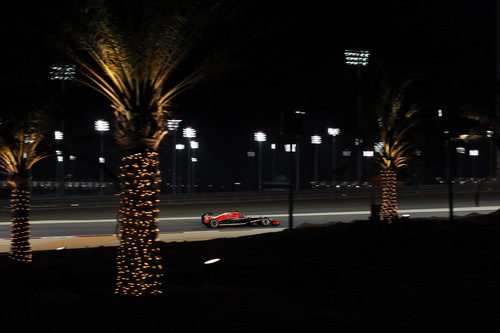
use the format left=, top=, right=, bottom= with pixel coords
left=344, top=49, right=370, bottom=66
left=9, top=187, right=32, bottom=263
left=115, top=150, right=164, bottom=296
left=49, top=64, right=76, bottom=80
left=254, top=131, right=267, bottom=142
left=379, top=169, right=399, bottom=223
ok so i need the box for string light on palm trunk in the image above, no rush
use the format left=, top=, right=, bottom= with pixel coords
left=10, top=187, right=32, bottom=263
left=115, top=150, right=164, bottom=296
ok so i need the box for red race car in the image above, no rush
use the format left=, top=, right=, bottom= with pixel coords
left=201, top=211, right=280, bottom=228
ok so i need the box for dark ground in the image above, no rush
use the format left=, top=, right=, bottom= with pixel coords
left=1, top=214, right=499, bottom=332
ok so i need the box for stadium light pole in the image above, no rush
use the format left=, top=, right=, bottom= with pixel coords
left=94, top=120, right=110, bottom=198
left=50, top=64, right=75, bottom=199
left=470, top=149, right=479, bottom=180
left=311, top=135, right=322, bottom=185
left=271, top=143, right=277, bottom=180
left=456, top=146, right=465, bottom=179
left=54, top=131, right=64, bottom=198
left=327, top=128, right=340, bottom=184
left=254, top=131, right=267, bottom=191
left=167, top=119, right=182, bottom=194
left=175, top=143, right=185, bottom=193
left=183, top=127, right=196, bottom=194
left=190, top=141, right=199, bottom=193
left=345, top=49, right=370, bottom=183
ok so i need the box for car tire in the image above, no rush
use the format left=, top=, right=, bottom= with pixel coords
left=209, top=219, right=219, bottom=228
left=260, top=218, right=271, bottom=227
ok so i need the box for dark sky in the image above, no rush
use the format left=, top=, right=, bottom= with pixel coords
left=1, top=0, right=496, bottom=189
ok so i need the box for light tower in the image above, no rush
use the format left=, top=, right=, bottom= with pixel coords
left=167, top=119, right=182, bottom=194
left=94, top=119, right=110, bottom=198
left=183, top=127, right=196, bottom=194
left=327, top=127, right=340, bottom=183
left=311, top=135, right=322, bottom=185
left=254, top=131, right=267, bottom=191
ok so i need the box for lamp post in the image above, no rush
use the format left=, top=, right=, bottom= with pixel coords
left=456, top=146, right=465, bottom=180
left=345, top=49, right=370, bottom=183
left=167, top=119, right=182, bottom=194
left=469, top=149, right=479, bottom=180
left=271, top=143, right=277, bottom=180
left=327, top=128, right=340, bottom=184
left=94, top=119, right=110, bottom=198
left=183, top=127, right=196, bottom=194
left=254, top=131, right=267, bottom=191
left=363, top=150, right=374, bottom=180
left=311, top=135, right=322, bottom=185
left=342, top=150, right=352, bottom=182
left=285, top=143, right=296, bottom=229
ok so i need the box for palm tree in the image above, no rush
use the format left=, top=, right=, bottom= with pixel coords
left=62, top=0, right=225, bottom=296
left=376, top=80, right=421, bottom=223
left=0, top=112, right=52, bottom=264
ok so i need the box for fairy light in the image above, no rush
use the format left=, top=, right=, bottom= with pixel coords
left=379, top=168, right=399, bottom=223
left=9, top=186, right=32, bottom=263
left=114, top=150, right=164, bottom=296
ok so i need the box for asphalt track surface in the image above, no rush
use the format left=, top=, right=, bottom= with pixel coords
left=1, top=191, right=499, bottom=239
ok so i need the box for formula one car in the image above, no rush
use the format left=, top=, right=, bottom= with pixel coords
left=201, top=211, right=281, bottom=228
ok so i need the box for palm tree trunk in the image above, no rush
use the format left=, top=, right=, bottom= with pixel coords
left=9, top=178, right=32, bottom=264
left=115, top=149, right=164, bottom=296
left=379, top=168, right=399, bottom=223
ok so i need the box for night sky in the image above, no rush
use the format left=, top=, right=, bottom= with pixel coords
left=1, top=0, right=496, bottom=191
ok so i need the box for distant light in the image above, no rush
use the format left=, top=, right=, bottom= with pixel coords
left=342, top=150, right=352, bottom=157
left=204, top=258, right=221, bottom=265
left=247, top=150, right=256, bottom=157
left=311, top=135, right=322, bottom=144
left=50, top=64, right=76, bottom=80
left=486, top=130, right=494, bottom=138
left=437, top=109, right=443, bottom=117
left=69, top=155, right=76, bottom=160
left=285, top=144, right=296, bottom=152
left=354, top=138, right=362, bottom=146
left=183, top=127, right=196, bottom=138
left=327, top=128, right=340, bottom=136
left=374, top=142, right=384, bottom=152
left=191, top=157, right=198, bottom=162
left=254, top=131, right=267, bottom=142
left=94, top=119, right=110, bottom=132
left=55, top=150, right=62, bottom=155
left=271, top=143, right=276, bottom=150
left=363, top=150, right=374, bottom=157
left=469, top=149, right=479, bottom=156
left=22, top=152, right=27, bottom=159
left=344, top=49, right=370, bottom=66
left=167, top=119, right=182, bottom=131
left=190, top=141, right=199, bottom=149
left=176, top=144, right=185, bottom=150
left=295, top=110, right=306, bottom=115
left=57, top=156, right=64, bottom=162
left=456, top=147, right=466, bottom=154
left=54, top=131, right=63, bottom=140
left=234, top=182, right=241, bottom=186
left=99, top=157, right=105, bottom=164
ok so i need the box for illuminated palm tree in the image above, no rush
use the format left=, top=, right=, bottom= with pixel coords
left=64, top=0, right=224, bottom=296
left=376, top=80, right=420, bottom=223
left=0, top=113, right=52, bottom=264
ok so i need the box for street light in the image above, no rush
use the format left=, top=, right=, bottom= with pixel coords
left=327, top=128, right=340, bottom=183
left=254, top=131, right=267, bottom=191
left=95, top=119, right=110, bottom=198
left=311, top=135, right=322, bottom=185
left=167, top=119, right=182, bottom=194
